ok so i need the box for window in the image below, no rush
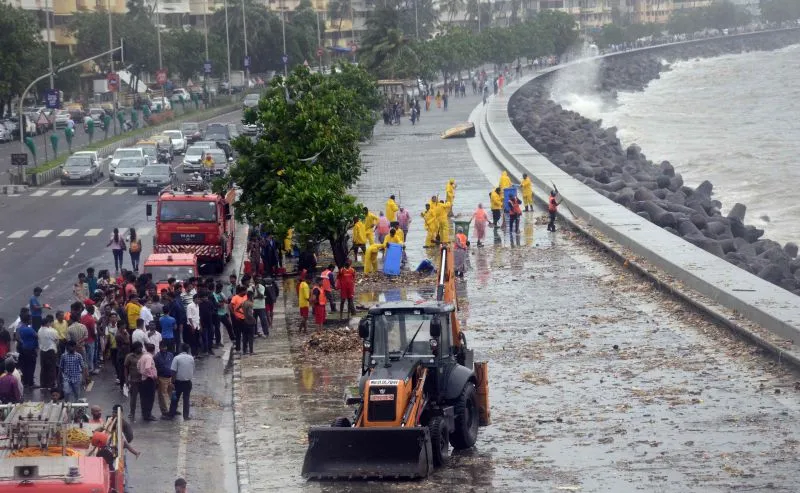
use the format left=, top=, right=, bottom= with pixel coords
left=159, top=201, right=218, bottom=222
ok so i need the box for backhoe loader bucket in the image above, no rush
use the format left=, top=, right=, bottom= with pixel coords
left=302, top=427, right=433, bottom=479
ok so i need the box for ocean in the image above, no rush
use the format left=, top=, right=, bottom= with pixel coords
left=551, top=43, right=800, bottom=246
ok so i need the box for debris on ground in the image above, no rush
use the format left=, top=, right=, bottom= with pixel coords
left=302, top=327, right=362, bottom=355
left=356, top=270, right=437, bottom=290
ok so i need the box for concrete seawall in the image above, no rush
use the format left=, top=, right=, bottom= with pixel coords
left=482, top=31, right=800, bottom=349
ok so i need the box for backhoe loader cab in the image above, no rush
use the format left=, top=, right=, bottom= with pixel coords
left=302, top=301, right=486, bottom=480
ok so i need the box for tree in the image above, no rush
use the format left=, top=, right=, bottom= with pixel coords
left=328, top=0, right=350, bottom=46
left=0, top=4, right=44, bottom=112
left=359, top=5, right=421, bottom=78
left=231, top=66, right=378, bottom=266
left=534, top=10, right=578, bottom=56
left=69, top=11, right=159, bottom=74
left=163, top=29, right=208, bottom=82
left=760, top=0, right=800, bottom=23
left=329, top=62, right=382, bottom=139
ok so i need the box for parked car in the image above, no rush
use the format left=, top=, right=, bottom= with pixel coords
left=170, top=88, right=190, bottom=103
left=60, top=155, right=101, bottom=185
left=180, top=122, right=202, bottom=144
left=151, top=97, right=171, bottom=111
left=110, top=156, right=148, bottom=186
left=162, top=129, right=186, bottom=154
left=53, top=110, right=70, bottom=129
left=182, top=144, right=208, bottom=172
left=136, top=164, right=175, bottom=195
left=110, top=147, right=146, bottom=172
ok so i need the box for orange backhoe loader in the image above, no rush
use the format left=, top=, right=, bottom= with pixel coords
left=302, top=245, right=490, bottom=479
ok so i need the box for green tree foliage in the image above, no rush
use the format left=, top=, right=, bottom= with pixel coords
left=69, top=11, right=159, bottom=73
left=667, top=1, right=751, bottom=34
left=232, top=66, right=378, bottom=266
left=534, top=10, right=579, bottom=56
left=0, top=4, right=44, bottom=113
left=760, top=0, right=800, bottom=23
left=359, top=5, right=421, bottom=78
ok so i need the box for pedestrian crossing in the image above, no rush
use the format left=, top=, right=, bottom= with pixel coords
left=15, top=188, right=147, bottom=198
left=0, top=227, right=153, bottom=241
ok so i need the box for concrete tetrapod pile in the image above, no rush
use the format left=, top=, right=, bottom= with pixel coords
left=508, top=30, right=800, bottom=297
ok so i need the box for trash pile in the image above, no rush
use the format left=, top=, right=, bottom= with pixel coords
left=302, top=327, right=362, bottom=355
left=356, top=270, right=435, bottom=290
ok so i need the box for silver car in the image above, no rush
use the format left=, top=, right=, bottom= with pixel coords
left=110, top=148, right=146, bottom=173
left=60, top=155, right=101, bottom=185
left=137, top=164, right=175, bottom=195
left=111, top=156, right=148, bottom=186
left=182, top=144, right=209, bottom=172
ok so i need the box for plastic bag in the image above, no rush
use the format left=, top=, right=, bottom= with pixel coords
left=122, top=383, right=129, bottom=398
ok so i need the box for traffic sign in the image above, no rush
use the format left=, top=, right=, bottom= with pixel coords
left=45, top=89, right=60, bottom=109
left=156, top=69, right=168, bottom=85
left=203, top=61, right=212, bottom=74
left=244, top=56, right=251, bottom=68
left=282, top=54, right=288, bottom=65
left=317, top=47, right=323, bottom=57
left=36, top=112, right=49, bottom=127
left=106, top=72, right=120, bottom=92
left=11, top=154, right=28, bottom=166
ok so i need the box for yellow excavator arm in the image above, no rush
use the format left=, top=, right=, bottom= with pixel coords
left=437, top=245, right=462, bottom=349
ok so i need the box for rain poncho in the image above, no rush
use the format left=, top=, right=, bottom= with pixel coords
left=385, top=198, right=399, bottom=223
left=352, top=220, right=367, bottom=245
left=521, top=176, right=534, bottom=206
left=499, top=171, right=512, bottom=190
left=364, top=211, right=379, bottom=244
left=473, top=205, right=489, bottom=241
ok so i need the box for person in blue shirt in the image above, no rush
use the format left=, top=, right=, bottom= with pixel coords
left=159, top=313, right=177, bottom=353
left=167, top=294, right=185, bottom=349
left=86, top=268, right=98, bottom=297
left=29, top=287, right=44, bottom=332
left=16, top=313, right=38, bottom=387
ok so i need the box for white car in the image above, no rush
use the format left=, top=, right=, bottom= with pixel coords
left=151, top=97, right=171, bottom=112
left=163, top=129, right=186, bottom=155
left=170, top=88, right=190, bottom=103
left=182, top=145, right=207, bottom=172
left=72, top=151, right=105, bottom=176
left=110, top=147, right=146, bottom=172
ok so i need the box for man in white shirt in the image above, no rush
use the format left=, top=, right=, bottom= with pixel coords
left=185, top=294, right=200, bottom=355
left=140, top=301, right=154, bottom=329
left=147, top=326, right=162, bottom=355
left=131, top=319, right=150, bottom=347
left=37, top=316, right=60, bottom=389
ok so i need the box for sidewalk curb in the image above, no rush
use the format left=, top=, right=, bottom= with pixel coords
left=231, top=225, right=250, bottom=493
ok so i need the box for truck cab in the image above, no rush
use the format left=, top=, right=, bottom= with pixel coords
left=143, top=253, right=199, bottom=293
left=147, top=188, right=235, bottom=273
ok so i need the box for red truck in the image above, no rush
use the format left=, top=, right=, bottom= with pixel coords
left=146, top=188, right=236, bottom=273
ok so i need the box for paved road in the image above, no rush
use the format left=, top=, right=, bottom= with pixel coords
left=0, top=109, right=244, bottom=323
left=235, top=89, right=800, bottom=492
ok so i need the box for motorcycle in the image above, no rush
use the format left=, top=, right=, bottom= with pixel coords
left=157, top=149, right=171, bottom=164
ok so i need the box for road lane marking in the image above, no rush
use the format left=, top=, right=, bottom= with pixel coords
left=91, top=189, right=108, bottom=196
left=176, top=421, right=189, bottom=479
left=63, top=261, right=69, bottom=266
left=0, top=231, right=3, bottom=236
left=84, top=229, right=102, bottom=237
left=7, top=242, right=13, bottom=246
left=30, top=190, right=47, bottom=197
left=8, top=231, right=28, bottom=239
left=58, top=229, right=78, bottom=237
left=0, top=248, right=5, bottom=252
left=80, top=242, right=85, bottom=246
left=52, top=190, right=69, bottom=197
left=43, top=284, right=49, bottom=290
left=112, top=189, right=127, bottom=195
left=49, top=277, right=56, bottom=282
left=72, top=190, right=89, bottom=196
left=69, top=254, right=75, bottom=259
left=33, top=230, right=53, bottom=238
left=56, top=268, right=63, bottom=274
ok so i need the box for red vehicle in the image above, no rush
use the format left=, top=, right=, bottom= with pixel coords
left=143, top=253, right=199, bottom=293
left=146, top=188, right=236, bottom=273
left=0, top=402, right=126, bottom=493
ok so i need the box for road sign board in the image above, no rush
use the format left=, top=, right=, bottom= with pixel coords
left=11, top=154, right=28, bottom=166
left=106, top=72, right=120, bottom=92
left=156, top=69, right=168, bottom=85
left=317, top=47, right=323, bottom=57
left=45, top=89, right=60, bottom=109
left=203, top=61, right=212, bottom=74
left=282, top=54, right=288, bottom=65
left=244, top=56, right=251, bottom=68
left=36, top=113, right=49, bottom=127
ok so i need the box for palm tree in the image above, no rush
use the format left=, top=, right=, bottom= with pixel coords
left=441, top=0, right=464, bottom=23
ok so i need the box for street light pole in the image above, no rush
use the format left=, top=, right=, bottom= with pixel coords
left=224, top=0, right=231, bottom=94
left=281, top=0, right=287, bottom=76
left=241, top=0, right=248, bottom=85
left=414, top=0, right=419, bottom=39
left=45, top=0, right=54, bottom=89
left=316, top=10, right=322, bottom=72
left=108, top=0, right=117, bottom=135
left=203, top=0, right=210, bottom=93
left=155, top=0, right=163, bottom=70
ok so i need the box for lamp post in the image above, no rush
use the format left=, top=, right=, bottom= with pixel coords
left=241, top=0, right=248, bottom=84
left=154, top=0, right=163, bottom=70
left=224, top=0, right=232, bottom=94
left=281, top=0, right=287, bottom=76
left=414, top=0, right=419, bottom=39
left=203, top=0, right=210, bottom=92
left=45, top=0, right=54, bottom=89
left=108, top=0, right=117, bottom=135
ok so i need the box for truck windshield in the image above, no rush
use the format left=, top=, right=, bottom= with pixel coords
left=144, top=265, right=196, bottom=282
left=159, top=201, right=218, bottom=222
left=372, top=311, right=443, bottom=359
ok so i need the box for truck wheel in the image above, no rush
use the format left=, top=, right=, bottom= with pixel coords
left=331, top=417, right=351, bottom=428
left=429, top=416, right=450, bottom=467
left=450, top=383, right=479, bottom=450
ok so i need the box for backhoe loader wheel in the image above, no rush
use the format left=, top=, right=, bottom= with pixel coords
left=331, top=417, right=352, bottom=428
left=429, top=416, right=450, bottom=467
left=450, top=383, right=479, bottom=449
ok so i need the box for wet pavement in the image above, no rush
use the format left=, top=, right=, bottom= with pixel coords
left=235, top=91, right=800, bottom=492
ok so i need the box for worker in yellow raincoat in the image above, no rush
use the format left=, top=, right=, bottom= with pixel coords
left=445, top=179, right=456, bottom=204
left=283, top=228, right=294, bottom=256
left=490, top=187, right=504, bottom=230
left=422, top=203, right=436, bottom=247
left=436, top=200, right=451, bottom=244
left=520, top=173, right=534, bottom=212
left=385, top=195, right=399, bottom=226
left=363, top=207, right=379, bottom=245
left=363, top=243, right=384, bottom=274
left=499, top=171, right=512, bottom=190
left=351, top=216, right=367, bottom=262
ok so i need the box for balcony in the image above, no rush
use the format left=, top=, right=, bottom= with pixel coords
left=53, top=0, right=76, bottom=14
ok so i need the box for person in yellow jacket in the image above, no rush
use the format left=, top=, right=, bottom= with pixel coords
left=383, top=228, right=405, bottom=248
left=520, top=173, right=534, bottom=212
left=363, top=243, right=384, bottom=274
left=499, top=170, right=512, bottom=190
left=436, top=200, right=451, bottom=243
left=283, top=228, right=294, bottom=256
left=351, top=216, right=367, bottom=262
left=422, top=203, right=436, bottom=247
left=363, top=207, right=378, bottom=245
left=489, top=187, right=503, bottom=230
left=445, top=179, right=456, bottom=204
left=385, top=195, right=399, bottom=226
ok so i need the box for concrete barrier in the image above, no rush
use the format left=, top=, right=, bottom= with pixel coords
left=483, top=34, right=800, bottom=345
